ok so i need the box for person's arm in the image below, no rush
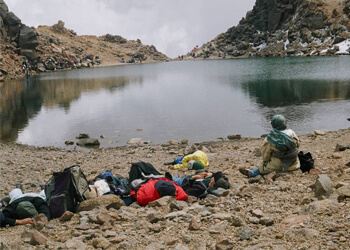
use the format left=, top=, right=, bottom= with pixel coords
left=15, top=218, right=33, bottom=225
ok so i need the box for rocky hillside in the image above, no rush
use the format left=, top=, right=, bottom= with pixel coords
left=189, top=0, right=350, bottom=59
left=0, top=0, right=168, bottom=82
left=0, top=0, right=39, bottom=81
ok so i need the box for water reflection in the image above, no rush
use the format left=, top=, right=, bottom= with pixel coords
left=0, top=76, right=137, bottom=142
left=242, top=79, right=350, bottom=107
left=1, top=58, right=350, bottom=148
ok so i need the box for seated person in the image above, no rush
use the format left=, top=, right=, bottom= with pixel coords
left=135, top=178, right=187, bottom=206
left=1, top=187, right=49, bottom=227
left=239, top=115, right=300, bottom=178
left=166, top=150, right=209, bottom=170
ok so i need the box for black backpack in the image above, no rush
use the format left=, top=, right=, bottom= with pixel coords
left=181, top=178, right=207, bottom=199
left=45, top=165, right=89, bottom=218
left=298, top=151, right=315, bottom=173
left=128, top=162, right=161, bottom=184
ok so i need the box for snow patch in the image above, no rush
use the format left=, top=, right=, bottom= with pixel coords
left=335, top=39, right=350, bottom=55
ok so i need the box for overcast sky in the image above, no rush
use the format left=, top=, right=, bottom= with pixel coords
left=7, top=0, right=256, bottom=58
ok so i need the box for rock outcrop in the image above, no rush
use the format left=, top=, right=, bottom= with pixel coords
left=189, top=0, right=350, bottom=59
left=0, top=0, right=39, bottom=81
left=0, top=0, right=169, bottom=81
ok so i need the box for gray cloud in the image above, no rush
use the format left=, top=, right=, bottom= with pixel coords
left=7, top=0, right=255, bottom=57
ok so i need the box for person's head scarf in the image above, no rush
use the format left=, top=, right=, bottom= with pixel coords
left=267, top=115, right=296, bottom=152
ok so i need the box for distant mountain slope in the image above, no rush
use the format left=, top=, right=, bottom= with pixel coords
left=0, top=0, right=169, bottom=81
left=188, top=0, right=350, bottom=59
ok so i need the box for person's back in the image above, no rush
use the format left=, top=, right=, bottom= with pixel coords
left=1, top=194, right=49, bottom=227
left=239, top=115, right=300, bottom=178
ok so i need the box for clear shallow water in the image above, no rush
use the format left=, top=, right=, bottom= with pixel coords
left=1, top=57, right=350, bottom=148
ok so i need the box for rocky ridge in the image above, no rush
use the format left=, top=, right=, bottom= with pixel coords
left=0, top=0, right=169, bottom=81
left=1, top=128, right=350, bottom=249
left=189, top=0, right=350, bottom=59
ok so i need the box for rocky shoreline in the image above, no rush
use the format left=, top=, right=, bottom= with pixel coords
left=1, top=127, right=350, bottom=249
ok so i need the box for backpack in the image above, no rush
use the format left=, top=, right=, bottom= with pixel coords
left=45, top=165, right=89, bottom=218
left=298, top=151, right=315, bottom=173
left=128, top=162, right=161, bottom=184
left=93, top=171, right=131, bottom=197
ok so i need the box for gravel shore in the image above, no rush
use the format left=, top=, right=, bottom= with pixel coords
left=1, top=128, right=350, bottom=249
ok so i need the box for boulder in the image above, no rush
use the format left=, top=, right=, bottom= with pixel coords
left=0, top=0, right=8, bottom=19
left=314, top=174, right=333, bottom=197
left=20, top=49, right=37, bottom=61
left=76, top=138, right=100, bottom=146
left=19, top=24, right=39, bottom=50
left=3, top=11, right=21, bottom=36
left=77, top=195, right=124, bottom=212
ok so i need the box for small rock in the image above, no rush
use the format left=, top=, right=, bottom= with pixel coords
left=100, top=135, right=105, bottom=138
left=76, top=138, right=100, bottom=146
left=75, top=133, right=90, bottom=139
left=314, top=174, right=333, bottom=197
left=236, top=227, right=255, bottom=241
left=78, top=195, right=125, bottom=212
left=92, top=237, right=110, bottom=249
left=227, top=134, right=241, bottom=140
left=32, top=214, right=48, bottom=230
left=188, top=216, right=201, bottom=230
left=148, top=196, right=173, bottom=207
left=300, top=196, right=311, bottom=205
left=110, top=235, right=127, bottom=244
left=232, top=215, right=245, bottom=227
left=146, top=212, right=164, bottom=223
left=314, top=130, right=326, bottom=135
left=29, top=230, right=48, bottom=245
left=169, top=140, right=179, bottom=145
left=65, top=238, right=88, bottom=250
left=181, top=139, right=189, bottom=144
left=251, top=209, right=264, bottom=218
left=59, top=211, right=74, bottom=221
left=332, top=152, right=343, bottom=159
left=248, top=216, right=260, bottom=224
left=284, top=228, right=319, bottom=241
left=216, top=238, right=234, bottom=250
left=211, top=213, right=232, bottom=222
left=127, top=138, right=143, bottom=145
left=259, top=217, right=274, bottom=226
left=65, top=140, right=74, bottom=145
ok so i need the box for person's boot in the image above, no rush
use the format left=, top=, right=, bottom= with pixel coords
left=238, top=167, right=249, bottom=177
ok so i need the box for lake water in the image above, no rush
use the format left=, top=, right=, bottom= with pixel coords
left=1, top=57, right=350, bottom=148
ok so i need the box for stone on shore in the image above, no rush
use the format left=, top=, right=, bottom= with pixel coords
left=314, top=174, right=333, bottom=197
left=78, top=195, right=124, bottom=212
left=76, top=138, right=100, bottom=146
